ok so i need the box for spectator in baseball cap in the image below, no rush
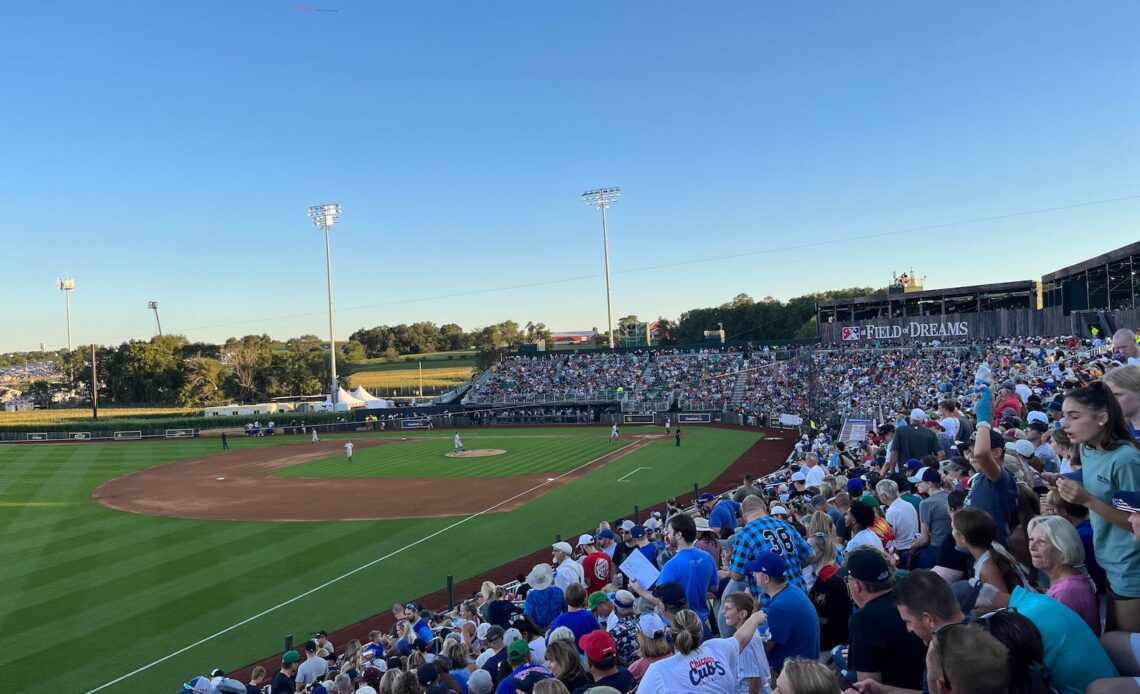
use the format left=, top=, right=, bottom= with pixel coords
left=744, top=553, right=820, bottom=669
left=479, top=625, right=508, bottom=680
left=497, top=639, right=549, bottom=694
left=580, top=532, right=615, bottom=593
left=271, top=650, right=301, bottom=693
left=588, top=591, right=614, bottom=628
left=967, top=421, right=1019, bottom=547
left=605, top=589, right=640, bottom=664
left=646, top=581, right=688, bottom=618
left=551, top=542, right=584, bottom=591
left=466, top=669, right=494, bottom=694
left=837, top=548, right=927, bottom=690
left=580, top=630, right=635, bottom=692
left=594, top=528, right=617, bottom=559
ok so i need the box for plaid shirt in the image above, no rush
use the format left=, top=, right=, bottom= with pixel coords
left=730, top=516, right=813, bottom=607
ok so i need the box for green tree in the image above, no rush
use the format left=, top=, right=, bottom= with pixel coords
left=27, top=380, right=52, bottom=408
left=179, top=357, right=225, bottom=406
left=524, top=321, right=552, bottom=344
left=439, top=323, right=468, bottom=351
left=221, top=334, right=275, bottom=402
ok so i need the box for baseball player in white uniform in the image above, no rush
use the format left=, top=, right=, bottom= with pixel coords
left=344, top=440, right=353, bottom=461
left=454, top=433, right=464, bottom=452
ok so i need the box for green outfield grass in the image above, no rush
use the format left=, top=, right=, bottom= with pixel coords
left=277, top=431, right=630, bottom=478
left=0, top=426, right=762, bottom=692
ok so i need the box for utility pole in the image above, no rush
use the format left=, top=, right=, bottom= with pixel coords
left=91, top=344, right=98, bottom=420
left=147, top=301, right=163, bottom=336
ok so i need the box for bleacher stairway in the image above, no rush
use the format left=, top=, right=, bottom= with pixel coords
left=729, top=359, right=749, bottom=408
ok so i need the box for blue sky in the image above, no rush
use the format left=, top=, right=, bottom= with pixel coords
left=1, top=1, right=1137, bottom=352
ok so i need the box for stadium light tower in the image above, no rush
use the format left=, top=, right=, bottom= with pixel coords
left=309, top=203, right=342, bottom=406
left=58, top=272, right=75, bottom=351
left=147, top=301, right=163, bottom=336
left=582, top=187, right=621, bottom=349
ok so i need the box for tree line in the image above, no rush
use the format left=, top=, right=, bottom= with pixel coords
left=8, top=287, right=879, bottom=407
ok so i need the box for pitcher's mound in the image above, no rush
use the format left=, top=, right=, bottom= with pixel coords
left=446, top=449, right=507, bottom=458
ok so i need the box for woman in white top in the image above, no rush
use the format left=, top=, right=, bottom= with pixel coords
left=638, top=608, right=768, bottom=694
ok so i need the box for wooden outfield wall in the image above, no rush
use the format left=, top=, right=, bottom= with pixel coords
left=819, top=306, right=1140, bottom=344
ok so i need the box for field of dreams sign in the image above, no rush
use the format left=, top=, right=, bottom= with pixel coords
left=841, top=319, right=970, bottom=341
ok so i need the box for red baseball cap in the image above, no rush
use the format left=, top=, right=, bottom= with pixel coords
left=580, top=630, right=617, bottom=662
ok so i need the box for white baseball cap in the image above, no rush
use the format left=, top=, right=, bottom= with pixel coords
left=910, top=408, right=929, bottom=422
left=552, top=541, right=573, bottom=555
left=1012, top=439, right=1035, bottom=458
left=576, top=534, right=595, bottom=547
left=790, top=471, right=807, bottom=483
left=619, top=520, right=636, bottom=532
left=770, top=505, right=789, bottom=516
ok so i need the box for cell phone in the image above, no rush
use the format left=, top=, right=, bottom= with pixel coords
left=1112, top=492, right=1140, bottom=514
left=285, top=634, right=293, bottom=652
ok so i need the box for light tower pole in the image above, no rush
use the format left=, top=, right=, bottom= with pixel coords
left=309, top=203, right=342, bottom=407
left=582, top=187, right=621, bottom=349
left=147, top=301, right=163, bottom=336
left=58, top=273, right=75, bottom=351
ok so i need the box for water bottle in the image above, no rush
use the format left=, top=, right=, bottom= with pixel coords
left=974, top=363, right=993, bottom=425
left=974, top=363, right=992, bottom=387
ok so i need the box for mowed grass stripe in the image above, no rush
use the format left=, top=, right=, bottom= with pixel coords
left=277, top=436, right=629, bottom=479
left=13, top=520, right=346, bottom=649
left=0, top=445, right=115, bottom=613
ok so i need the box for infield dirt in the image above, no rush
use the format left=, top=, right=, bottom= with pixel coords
left=92, top=436, right=659, bottom=521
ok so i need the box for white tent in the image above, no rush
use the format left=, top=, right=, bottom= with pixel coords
left=351, top=386, right=376, bottom=401
left=346, top=385, right=395, bottom=409
left=319, top=387, right=367, bottom=411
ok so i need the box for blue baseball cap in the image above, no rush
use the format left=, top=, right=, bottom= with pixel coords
left=629, top=525, right=646, bottom=539
left=595, top=529, right=616, bottom=541
left=905, top=459, right=922, bottom=471
left=698, top=492, right=715, bottom=504
left=847, top=478, right=864, bottom=494
left=744, top=552, right=787, bottom=577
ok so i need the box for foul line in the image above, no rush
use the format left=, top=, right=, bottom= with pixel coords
left=617, top=466, right=651, bottom=482
left=83, top=439, right=646, bottom=693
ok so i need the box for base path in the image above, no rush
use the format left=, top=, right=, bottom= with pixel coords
left=92, top=437, right=658, bottom=522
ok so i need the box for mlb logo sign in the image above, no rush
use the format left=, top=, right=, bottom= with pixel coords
left=841, top=327, right=860, bottom=341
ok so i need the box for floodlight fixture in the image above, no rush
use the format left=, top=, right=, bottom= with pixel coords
left=581, top=187, right=621, bottom=349
left=581, top=187, right=621, bottom=208
left=58, top=273, right=75, bottom=351
left=308, top=203, right=341, bottom=228
left=309, top=203, right=341, bottom=405
left=147, top=301, right=163, bottom=336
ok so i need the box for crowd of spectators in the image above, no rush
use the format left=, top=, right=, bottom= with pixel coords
left=182, top=329, right=1140, bottom=694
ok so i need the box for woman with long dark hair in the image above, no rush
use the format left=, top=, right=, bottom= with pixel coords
left=1055, top=380, right=1140, bottom=632
left=951, top=508, right=1029, bottom=596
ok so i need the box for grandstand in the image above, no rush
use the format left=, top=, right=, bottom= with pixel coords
left=818, top=241, right=1140, bottom=343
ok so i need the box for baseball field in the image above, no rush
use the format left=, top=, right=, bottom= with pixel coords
left=0, top=425, right=772, bottom=692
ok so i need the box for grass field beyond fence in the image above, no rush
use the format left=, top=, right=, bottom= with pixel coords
left=346, top=365, right=474, bottom=391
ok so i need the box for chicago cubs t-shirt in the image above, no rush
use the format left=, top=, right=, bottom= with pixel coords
left=638, top=637, right=739, bottom=693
